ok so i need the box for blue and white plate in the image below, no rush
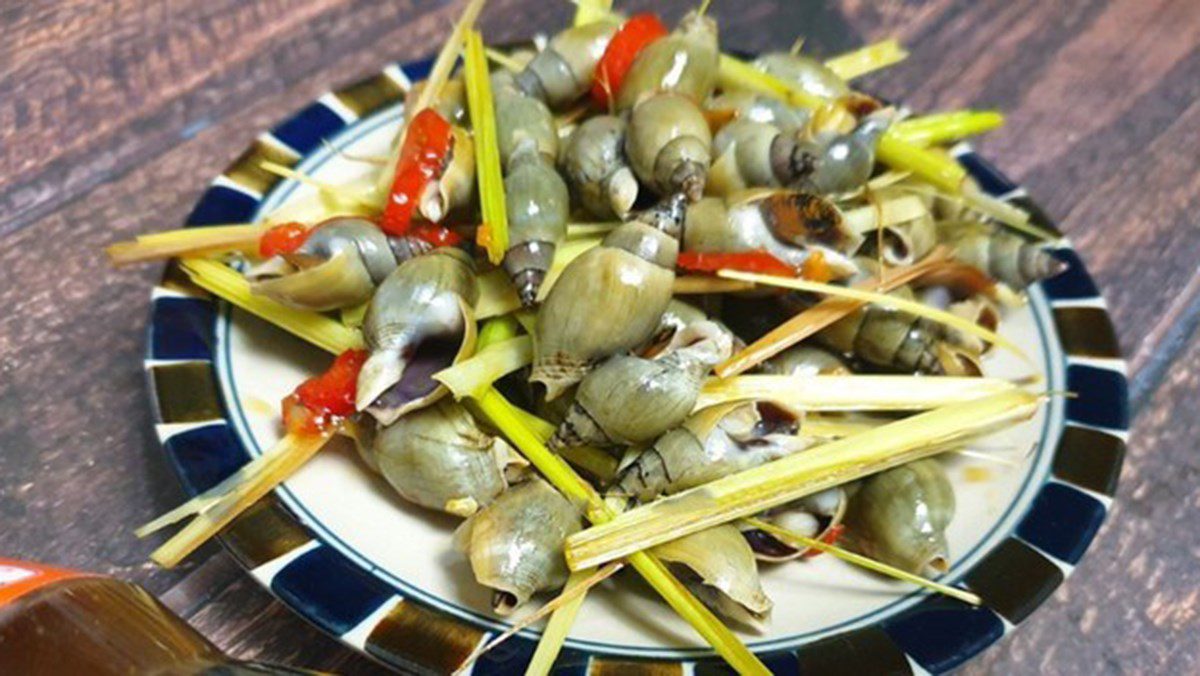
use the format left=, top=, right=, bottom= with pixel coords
left=143, top=57, right=1127, bottom=674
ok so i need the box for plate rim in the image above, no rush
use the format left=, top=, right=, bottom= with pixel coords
left=143, top=57, right=1129, bottom=675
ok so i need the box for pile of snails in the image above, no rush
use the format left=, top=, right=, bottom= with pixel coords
left=239, top=9, right=1065, bottom=627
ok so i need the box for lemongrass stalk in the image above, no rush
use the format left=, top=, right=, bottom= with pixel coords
left=474, top=390, right=768, bottom=675
left=434, top=335, right=533, bottom=399
left=824, top=39, right=909, bottom=80
left=718, top=54, right=828, bottom=111
left=874, top=134, right=967, bottom=193
left=961, top=182, right=1058, bottom=241
left=695, top=375, right=1016, bottom=411
left=179, top=259, right=363, bottom=354
left=673, top=276, right=758, bottom=294
left=741, top=517, right=982, bottom=606
left=803, top=416, right=881, bottom=439
left=485, top=46, right=524, bottom=72
left=477, top=314, right=522, bottom=347
left=476, top=269, right=522, bottom=319
left=525, top=568, right=601, bottom=676
left=715, top=249, right=949, bottom=377
left=564, top=389, right=1039, bottom=570
left=558, top=445, right=620, bottom=484
left=375, top=0, right=486, bottom=196
left=891, top=111, right=1005, bottom=147
left=456, top=563, right=623, bottom=676
left=573, top=0, right=613, bottom=26
left=464, top=29, right=509, bottom=264
left=717, top=269, right=1030, bottom=363
left=147, top=430, right=336, bottom=567
left=567, top=221, right=620, bottom=238
left=841, top=194, right=929, bottom=234
left=260, top=161, right=377, bottom=212
left=340, top=301, right=369, bottom=329
left=106, top=224, right=269, bottom=266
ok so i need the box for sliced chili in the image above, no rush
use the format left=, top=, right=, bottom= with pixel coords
left=591, top=13, right=669, bottom=108
left=380, top=108, right=454, bottom=237
left=677, top=250, right=797, bottom=277
left=258, top=222, right=309, bottom=258
left=282, top=348, right=367, bottom=436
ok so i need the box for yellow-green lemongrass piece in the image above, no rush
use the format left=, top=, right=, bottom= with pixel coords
left=874, top=135, right=967, bottom=193
left=841, top=194, right=929, bottom=235
left=375, top=0, right=486, bottom=195
left=741, top=517, right=982, bottom=606
left=803, top=416, right=881, bottom=439
left=824, top=39, right=910, bottom=80
left=558, top=446, right=620, bottom=484
left=485, top=46, right=524, bottom=72
left=106, top=223, right=269, bottom=266
left=673, top=276, right=759, bottom=294
left=340, top=300, right=369, bottom=329
left=434, top=335, right=533, bottom=399
left=716, top=268, right=1031, bottom=364
left=477, top=314, right=523, bottom=348
left=260, top=161, right=377, bottom=212
left=891, top=111, right=1005, bottom=147
left=574, top=0, right=614, bottom=26
left=564, top=389, right=1040, bottom=570
left=179, top=259, right=363, bottom=354
left=476, top=234, right=604, bottom=317
left=695, top=375, right=1017, bottom=411
left=144, top=429, right=337, bottom=567
left=718, top=54, right=828, bottom=111
left=474, top=390, right=768, bottom=676
left=464, top=29, right=509, bottom=264
left=525, top=569, right=599, bottom=676
left=961, top=182, right=1059, bottom=241
left=567, top=221, right=620, bottom=238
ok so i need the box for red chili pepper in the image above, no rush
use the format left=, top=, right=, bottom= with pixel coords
left=258, top=222, right=309, bottom=258
left=591, top=13, right=669, bottom=107
left=282, top=349, right=368, bottom=436
left=380, top=109, right=455, bottom=237
left=410, top=223, right=463, bottom=248
left=677, top=250, right=797, bottom=277
left=801, top=524, right=847, bottom=559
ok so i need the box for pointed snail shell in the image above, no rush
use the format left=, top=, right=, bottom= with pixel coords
left=516, top=19, right=621, bottom=109
left=561, top=115, right=639, bottom=219
left=626, top=92, right=712, bottom=201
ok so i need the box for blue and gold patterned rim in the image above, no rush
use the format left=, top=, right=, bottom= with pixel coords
left=143, top=56, right=1128, bottom=675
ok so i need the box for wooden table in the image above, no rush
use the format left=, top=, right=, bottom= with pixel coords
left=1, top=0, right=1196, bottom=673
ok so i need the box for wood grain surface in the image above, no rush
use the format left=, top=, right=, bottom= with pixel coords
left=1, top=0, right=1195, bottom=673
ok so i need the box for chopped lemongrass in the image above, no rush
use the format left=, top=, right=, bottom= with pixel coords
left=106, top=223, right=269, bottom=266
left=802, top=416, right=881, bottom=439
left=841, top=194, right=929, bottom=234
left=455, top=563, right=623, bottom=676
left=464, top=29, right=509, bottom=264
left=143, top=429, right=337, bottom=567
left=340, top=301, right=369, bottom=329
left=514, top=308, right=537, bottom=335
left=484, top=46, right=523, bottom=72
left=476, top=314, right=522, bottom=348
left=718, top=54, right=828, bottom=111
left=874, top=134, right=967, bottom=193
left=533, top=235, right=604, bottom=302
left=563, top=390, right=1040, bottom=570
left=375, top=0, right=486, bottom=195
left=573, top=0, right=613, bottom=26
left=525, top=569, right=601, bottom=676
left=434, top=335, right=533, bottom=399
left=179, top=259, right=363, bottom=354
left=260, top=161, right=376, bottom=211
left=567, top=221, right=620, bottom=238
left=717, top=268, right=1031, bottom=364
left=559, top=445, right=620, bottom=483
left=824, top=38, right=909, bottom=80
left=741, top=517, right=982, bottom=606
left=695, top=375, right=1017, bottom=411
left=473, top=389, right=768, bottom=675
left=891, top=110, right=1005, bottom=147
left=321, top=139, right=390, bottom=166
left=961, top=182, right=1059, bottom=241
left=476, top=268, right=522, bottom=319
left=673, top=276, right=758, bottom=294
left=715, top=249, right=950, bottom=377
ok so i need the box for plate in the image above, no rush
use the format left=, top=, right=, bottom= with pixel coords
left=143, top=56, right=1128, bottom=674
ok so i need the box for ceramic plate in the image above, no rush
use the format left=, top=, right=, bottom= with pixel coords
left=143, top=56, right=1128, bottom=675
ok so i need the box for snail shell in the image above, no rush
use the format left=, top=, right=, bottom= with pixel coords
left=764, top=344, right=851, bottom=376
left=626, top=92, right=712, bottom=201
left=707, top=90, right=811, bottom=131
left=550, top=321, right=732, bottom=449
left=532, top=222, right=678, bottom=400
left=938, top=220, right=1067, bottom=290
left=561, top=115, right=639, bottom=219
left=361, top=400, right=519, bottom=517
left=615, top=9, right=719, bottom=110
left=248, top=217, right=396, bottom=311
left=516, top=19, right=621, bottom=109
left=842, top=459, right=956, bottom=576
left=418, top=126, right=476, bottom=224
left=503, top=145, right=570, bottom=307
left=740, top=487, right=848, bottom=562
left=454, top=478, right=583, bottom=614
left=357, top=248, right=479, bottom=425
left=653, top=524, right=772, bottom=630
left=753, top=52, right=850, bottom=101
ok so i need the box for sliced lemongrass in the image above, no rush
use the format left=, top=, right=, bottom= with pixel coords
left=715, top=249, right=950, bottom=377
left=476, top=269, right=521, bottom=319
left=673, top=276, right=758, bottom=294
left=260, top=161, right=376, bottom=211
left=841, top=194, right=929, bottom=234
left=455, top=562, right=623, bottom=676
left=890, top=110, right=1005, bottom=147
left=321, top=139, right=390, bottom=166
left=717, top=269, right=1031, bottom=364
left=434, top=335, right=533, bottom=399
left=718, top=54, right=828, bottom=111
left=567, top=221, right=620, bottom=238
left=802, top=416, right=880, bottom=439
left=464, top=29, right=509, bottom=264
left=514, top=309, right=537, bottom=335
left=473, top=389, right=768, bottom=675
left=573, top=0, right=614, bottom=26
left=179, top=259, right=363, bottom=354
left=824, top=38, right=909, bottom=80
left=875, top=133, right=967, bottom=193
left=146, top=429, right=336, bottom=567
left=559, top=445, right=620, bottom=484
left=339, top=301, right=369, bottom=329
left=741, top=517, right=982, bottom=606
left=375, top=0, right=486, bottom=196
left=476, top=314, right=522, bottom=349
left=484, top=46, right=523, bottom=72
left=534, top=235, right=604, bottom=302
left=106, top=223, right=269, bottom=266
left=564, top=390, right=1040, bottom=570
left=695, top=374, right=1017, bottom=411
left=525, top=570, right=598, bottom=676
left=961, top=182, right=1059, bottom=241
